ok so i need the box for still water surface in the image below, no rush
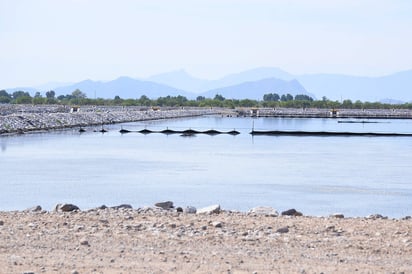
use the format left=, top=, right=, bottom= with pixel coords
left=1, top=116, right=412, bottom=217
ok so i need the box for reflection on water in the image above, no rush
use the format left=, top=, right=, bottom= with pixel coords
left=1, top=116, right=412, bottom=217
left=1, top=140, right=6, bottom=152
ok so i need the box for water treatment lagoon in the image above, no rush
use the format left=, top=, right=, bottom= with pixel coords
left=1, top=116, right=412, bottom=217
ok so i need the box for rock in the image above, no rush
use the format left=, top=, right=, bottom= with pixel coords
left=71, top=271, right=79, bottom=274
left=176, top=207, right=183, bottom=213
left=366, top=214, right=387, bottom=220
left=184, top=206, right=197, bottom=214
left=281, top=209, right=302, bottom=216
left=110, top=204, right=132, bottom=210
left=0, top=220, right=4, bottom=226
left=25, top=205, right=42, bottom=212
left=155, top=201, right=174, bottom=210
left=276, top=226, right=289, bottom=233
left=330, top=213, right=345, bottom=219
left=248, top=206, right=279, bottom=217
left=212, top=221, right=223, bottom=228
left=197, top=204, right=221, bottom=214
left=96, top=205, right=108, bottom=210
left=55, top=203, right=80, bottom=212
left=22, top=272, right=35, bottom=274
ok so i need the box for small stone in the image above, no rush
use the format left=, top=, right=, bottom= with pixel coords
left=176, top=207, right=183, bottom=213
left=276, top=226, right=289, bottom=233
left=212, top=221, right=223, bottom=228
left=184, top=206, right=197, bottom=214
left=80, top=239, right=89, bottom=246
left=55, top=203, right=80, bottom=212
left=248, top=206, right=278, bottom=217
left=71, top=271, right=79, bottom=274
left=155, top=201, right=174, bottom=210
left=281, top=209, right=303, bottom=216
left=0, top=220, right=4, bottom=226
left=22, top=272, right=35, bottom=274
left=330, top=213, right=345, bottom=219
left=197, top=204, right=221, bottom=214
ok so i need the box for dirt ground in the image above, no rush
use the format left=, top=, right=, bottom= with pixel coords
left=0, top=208, right=411, bottom=274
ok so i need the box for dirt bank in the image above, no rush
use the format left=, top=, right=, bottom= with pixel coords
left=0, top=208, right=411, bottom=273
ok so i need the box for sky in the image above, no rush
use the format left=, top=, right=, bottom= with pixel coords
left=1, top=0, right=412, bottom=88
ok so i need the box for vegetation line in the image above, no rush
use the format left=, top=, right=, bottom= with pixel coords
left=1, top=89, right=412, bottom=110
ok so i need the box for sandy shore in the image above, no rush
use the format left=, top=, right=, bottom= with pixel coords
left=0, top=207, right=411, bottom=274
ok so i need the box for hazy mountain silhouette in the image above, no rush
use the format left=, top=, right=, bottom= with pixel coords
left=5, top=67, right=412, bottom=102
left=296, top=70, right=412, bottom=102
left=147, top=67, right=294, bottom=93
left=147, top=69, right=210, bottom=93
left=54, top=77, right=190, bottom=99
left=201, top=78, right=311, bottom=100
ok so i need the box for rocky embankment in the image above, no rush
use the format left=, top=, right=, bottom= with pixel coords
left=0, top=202, right=411, bottom=273
left=0, top=105, right=222, bottom=135
left=242, top=107, right=412, bottom=118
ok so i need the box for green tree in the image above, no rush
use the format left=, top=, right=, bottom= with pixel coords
left=0, top=90, right=11, bottom=103
left=72, top=89, right=87, bottom=99
left=46, top=90, right=56, bottom=99
left=214, top=94, right=225, bottom=101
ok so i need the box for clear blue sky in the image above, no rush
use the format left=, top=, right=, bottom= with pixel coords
left=1, top=0, right=411, bottom=87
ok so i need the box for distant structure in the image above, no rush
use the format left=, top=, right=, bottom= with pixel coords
left=250, top=107, right=259, bottom=117
left=330, top=108, right=339, bottom=118
left=70, top=106, right=80, bottom=113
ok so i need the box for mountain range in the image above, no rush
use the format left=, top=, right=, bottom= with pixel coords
left=4, top=67, right=412, bottom=102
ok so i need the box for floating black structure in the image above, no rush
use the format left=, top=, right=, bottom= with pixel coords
left=337, top=120, right=380, bottom=124
left=119, top=128, right=240, bottom=136
left=250, top=130, right=412, bottom=137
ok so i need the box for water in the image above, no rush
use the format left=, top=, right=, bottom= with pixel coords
left=1, top=116, right=412, bottom=217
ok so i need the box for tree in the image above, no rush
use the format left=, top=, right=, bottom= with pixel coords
left=214, top=94, right=225, bottom=101
left=72, top=89, right=87, bottom=99
left=263, top=93, right=280, bottom=102
left=294, top=94, right=313, bottom=101
left=0, top=90, right=11, bottom=103
left=46, top=90, right=56, bottom=99
left=12, top=90, right=31, bottom=99
left=196, top=96, right=205, bottom=101
left=341, top=99, right=353, bottom=109
left=281, top=94, right=293, bottom=102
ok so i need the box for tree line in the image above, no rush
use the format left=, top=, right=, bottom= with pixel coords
left=1, top=89, right=411, bottom=110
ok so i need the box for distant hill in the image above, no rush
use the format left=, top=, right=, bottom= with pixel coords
left=4, top=67, right=412, bottom=102
left=200, top=78, right=311, bottom=100
left=296, top=70, right=412, bottom=102
left=54, top=77, right=191, bottom=99
left=147, top=70, right=210, bottom=93
left=147, top=67, right=294, bottom=93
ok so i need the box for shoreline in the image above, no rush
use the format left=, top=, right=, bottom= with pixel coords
left=1, top=206, right=411, bottom=273
left=0, top=105, right=226, bottom=135
left=2, top=105, right=412, bottom=136
left=1, top=203, right=411, bottom=220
